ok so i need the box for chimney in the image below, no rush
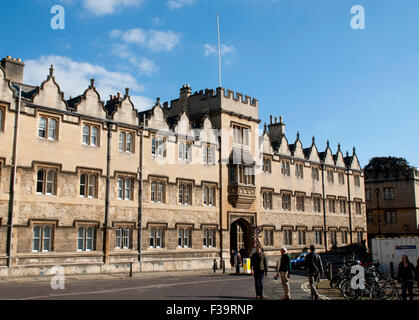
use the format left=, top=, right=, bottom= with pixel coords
left=179, top=84, right=191, bottom=112
left=267, top=115, right=286, bottom=143
left=1, top=56, right=25, bottom=83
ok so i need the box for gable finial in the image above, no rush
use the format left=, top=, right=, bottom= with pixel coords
left=90, top=78, right=95, bottom=88
left=270, top=115, right=273, bottom=124
left=312, top=136, right=315, bottom=145
left=49, top=64, right=54, bottom=77
left=125, top=88, right=130, bottom=97
left=279, top=115, right=283, bottom=123
left=296, top=131, right=300, bottom=140
left=264, top=122, right=267, bottom=132
left=327, top=140, right=330, bottom=148
left=346, top=151, right=349, bottom=157
left=156, top=97, right=161, bottom=105
left=338, top=143, right=341, bottom=151
left=353, top=146, right=356, bottom=155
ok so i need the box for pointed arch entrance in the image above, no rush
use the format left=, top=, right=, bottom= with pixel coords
left=230, top=218, right=252, bottom=257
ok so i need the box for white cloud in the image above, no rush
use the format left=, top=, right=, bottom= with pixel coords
left=204, top=44, right=236, bottom=57
left=110, top=28, right=181, bottom=52
left=151, top=17, right=165, bottom=27
left=111, top=43, right=159, bottom=76
left=167, top=0, right=196, bottom=10
left=80, top=0, right=144, bottom=16
left=24, top=55, right=152, bottom=111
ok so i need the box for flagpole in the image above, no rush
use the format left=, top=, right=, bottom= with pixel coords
left=217, top=13, right=222, bottom=88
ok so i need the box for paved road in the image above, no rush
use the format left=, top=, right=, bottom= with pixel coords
left=0, top=271, right=323, bottom=300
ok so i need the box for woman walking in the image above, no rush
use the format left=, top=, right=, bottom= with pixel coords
left=397, top=255, right=415, bottom=300
left=250, top=246, right=267, bottom=299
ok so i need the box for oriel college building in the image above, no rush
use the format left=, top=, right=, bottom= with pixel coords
left=0, top=56, right=367, bottom=277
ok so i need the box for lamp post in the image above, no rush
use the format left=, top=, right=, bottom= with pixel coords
left=375, top=185, right=381, bottom=236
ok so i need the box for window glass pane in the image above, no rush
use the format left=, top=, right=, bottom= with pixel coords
left=83, top=125, right=90, bottom=144
left=124, top=228, right=130, bottom=248
left=152, top=138, right=156, bottom=155
left=126, top=133, right=133, bottom=152
left=118, top=179, right=123, bottom=199
left=46, top=171, right=55, bottom=194
left=37, top=170, right=45, bottom=193
left=125, top=179, right=132, bottom=200
left=119, top=132, right=126, bottom=151
left=88, top=175, right=96, bottom=198
left=78, top=227, right=85, bottom=251
left=0, top=108, right=3, bottom=131
left=116, top=228, right=122, bottom=248
left=91, top=127, right=98, bottom=146
left=80, top=174, right=86, bottom=197
left=39, top=117, right=47, bottom=138
left=48, top=119, right=57, bottom=140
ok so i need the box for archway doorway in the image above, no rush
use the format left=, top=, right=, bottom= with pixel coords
left=230, top=219, right=252, bottom=262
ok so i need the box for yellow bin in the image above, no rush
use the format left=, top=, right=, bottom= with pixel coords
left=243, top=258, right=251, bottom=274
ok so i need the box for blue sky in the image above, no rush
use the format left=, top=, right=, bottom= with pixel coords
left=1, top=0, right=419, bottom=167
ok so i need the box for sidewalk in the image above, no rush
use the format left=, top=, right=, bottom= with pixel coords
left=0, top=269, right=235, bottom=284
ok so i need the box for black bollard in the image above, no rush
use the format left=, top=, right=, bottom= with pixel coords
left=213, top=259, right=218, bottom=273
left=328, top=262, right=333, bottom=281
left=129, top=262, right=133, bottom=277
left=222, top=260, right=226, bottom=274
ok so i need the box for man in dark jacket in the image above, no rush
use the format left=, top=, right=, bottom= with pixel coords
left=398, top=255, right=415, bottom=300
left=275, top=247, right=292, bottom=300
left=251, top=246, right=267, bottom=299
left=305, top=245, right=324, bottom=300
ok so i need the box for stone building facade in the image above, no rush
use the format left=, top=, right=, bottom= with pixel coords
left=365, top=163, right=419, bottom=242
left=0, top=56, right=367, bottom=276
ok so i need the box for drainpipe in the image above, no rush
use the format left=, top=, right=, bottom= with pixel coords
left=103, top=122, right=112, bottom=264
left=218, top=135, right=223, bottom=265
left=137, top=115, right=145, bottom=272
left=346, top=168, right=353, bottom=248
left=7, top=86, right=21, bottom=268
left=321, top=164, right=328, bottom=258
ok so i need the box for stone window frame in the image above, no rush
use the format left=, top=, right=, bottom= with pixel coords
left=295, top=162, right=304, bottom=179
left=150, top=178, right=166, bottom=204
left=283, top=227, right=293, bottom=246
left=79, top=170, right=99, bottom=199
left=263, top=227, right=274, bottom=247
left=337, top=171, right=345, bottom=185
left=178, top=181, right=193, bottom=205
left=281, top=160, right=291, bottom=177
left=385, top=211, right=397, bottom=224
left=38, top=113, right=60, bottom=141
left=356, top=228, right=364, bottom=243
left=329, top=228, right=338, bottom=245
left=177, top=224, right=193, bottom=249
left=281, top=192, right=292, bottom=211
left=178, top=140, right=193, bottom=162
left=312, top=195, right=322, bottom=213
left=32, top=223, right=54, bottom=253
left=261, top=189, right=273, bottom=210
left=296, top=193, right=305, bottom=212
left=76, top=224, right=97, bottom=252
left=232, top=123, right=250, bottom=146
left=296, top=227, right=307, bottom=246
left=327, top=169, right=334, bottom=184
left=149, top=224, right=166, bottom=249
left=35, top=165, right=59, bottom=196
left=383, top=187, right=395, bottom=200
left=327, top=196, right=336, bottom=214
left=82, top=122, right=101, bottom=147
left=314, top=228, right=323, bottom=246
left=355, top=200, right=362, bottom=215
left=338, top=197, right=347, bottom=215
left=366, top=210, right=374, bottom=223
left=311, top=166, right=320, bottom=181
left=340, top=227, right=349, bottom=245
left=151, top=135, right=167, bottom=158
left=117, top=175, right=135, bottom=201
left=115, top=223, right=134, bottom=250
left=203, top=226, right=216, bottom=248
left=118, top=129, right=135, bottom=153
left=203, top=143, right=216, bottom=165
left=354, top=174, right=361, bottom=187
left=0, top=104, right=5, bottom=133
left=203, top=184, right=216, bottom=207
left=262, top=156, right=272, bottom=174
